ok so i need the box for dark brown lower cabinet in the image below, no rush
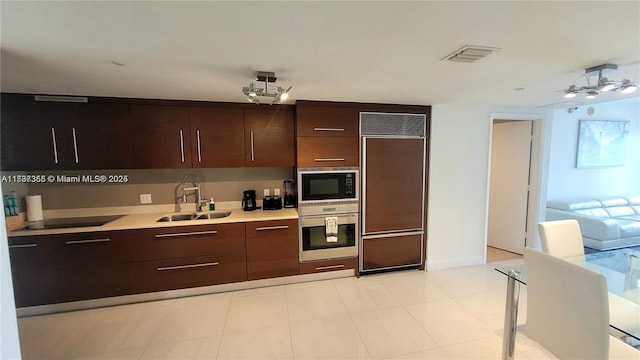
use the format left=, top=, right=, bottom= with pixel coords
left=124, top=223, right=247, bottom=294
left=8, top=231, right=127, bottom=307
left=299, top=257, right=358, bottom=275
left=246, top=219, right=299, bottom=280
left=127, top=253, right=247, bottom=293
left=361, top=234, right=422, bottom=271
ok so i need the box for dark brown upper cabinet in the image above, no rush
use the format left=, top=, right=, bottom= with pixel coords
left=244, top=107, right=295, bottom=167
left=295, top=101, right=359, bottom=167
left=0, top=98, right=132, bottom=170
left=130, top=104, right=192, bottom=169
left=190, top=107, right=245, bottom=168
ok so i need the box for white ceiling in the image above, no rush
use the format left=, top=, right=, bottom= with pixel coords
left=1, top=1, right=639, bottom=109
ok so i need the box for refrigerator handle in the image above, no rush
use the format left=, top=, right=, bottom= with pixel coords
left=360, top=136, right=367, bottom=233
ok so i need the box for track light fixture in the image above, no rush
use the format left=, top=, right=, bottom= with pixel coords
left=242, top=71, right=292, bottom=105
left=562, top=64, right=638, bottom=99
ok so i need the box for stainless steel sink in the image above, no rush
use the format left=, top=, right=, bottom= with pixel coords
left=156, top=211, right=231, bottom=222
left=196, top=211, right=232, bottom=220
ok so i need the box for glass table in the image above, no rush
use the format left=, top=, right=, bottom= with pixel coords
left=495, top=248, right=640, bottom=360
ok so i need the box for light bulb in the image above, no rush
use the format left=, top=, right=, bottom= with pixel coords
left=600, top=83, right=616, bottom=92
left=621, top=84, right=637, bottom=94
left=280, top=92, right=289, bottom=101
left=564, top=92, right=577, bottom=98
left=585, top=92, right=598, bottom=99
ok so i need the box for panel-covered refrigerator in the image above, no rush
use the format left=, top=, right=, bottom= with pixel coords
left=359, top=112, right=426, bottom=272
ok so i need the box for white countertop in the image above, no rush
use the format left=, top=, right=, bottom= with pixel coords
left=8, top=207, right=299, bottom=237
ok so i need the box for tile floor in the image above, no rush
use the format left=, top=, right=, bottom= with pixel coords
left=16, top=254, right=560, bottom=359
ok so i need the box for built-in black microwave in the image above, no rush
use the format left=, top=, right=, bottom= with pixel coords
left=297, top=167, right=359, bottom=216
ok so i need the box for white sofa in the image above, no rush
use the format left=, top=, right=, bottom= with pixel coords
left=545, top=196, right=640, bottom=250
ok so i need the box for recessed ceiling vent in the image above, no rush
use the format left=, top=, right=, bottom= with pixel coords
left=441, top=45, right=499, bottom=63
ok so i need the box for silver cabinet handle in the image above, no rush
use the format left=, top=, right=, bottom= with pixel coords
left=314, top=158, right=345, bottom=162
left=157, top=262, right=219, bottom=271
left=313, top=128, right=345, bottom=132
left=65, top=238, right=111, bottom=245
left=315, top=264, right=345, bottom=271
left=51, top=127, right=59, bottom=164
left=196, top=129, right=202, bottom=163
left=72, top=127, right=79, bottom=164
left=250, top=130, right=255, bottom=161
left=9, top=244, right=38, bottom=249
left=255, top=225, right=289, bottom=231
left=179, top=129, right=185, bottom=163
left=155, top=230, right=218, bottom=238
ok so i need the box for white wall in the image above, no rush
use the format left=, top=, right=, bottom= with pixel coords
left=546, top=99, right=640, bottom=199
left=427, top=103, right=551, bottom=270
left=1, top=191, right=22, bottom=358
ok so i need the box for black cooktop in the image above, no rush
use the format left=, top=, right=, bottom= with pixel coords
left=26, top=215, right=123, bottom=230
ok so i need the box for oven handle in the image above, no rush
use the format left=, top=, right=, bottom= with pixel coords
left=299, top=214, right=358, bottom=227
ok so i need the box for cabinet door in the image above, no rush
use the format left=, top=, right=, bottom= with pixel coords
left=299, top=257, right=358, bottom=275
left=124, top=223, right=246, bottom=262
left=246, top=219, right=299, bottom=280
left=363, top=137, right=424, bottom=233
left=361, top=234, right=422, bottom=271
left=74, top=103, right=132, bottom=169
left=130, top=104, right=192, bottom=168
left=296, top=105, right=359, bottom=137
left=8, top=236, right=59, bottom=307
left=296, top=137, right=359, bottom=167
left=51, top=231, right=128, bottom=303
left=244, top=108, right=295, bottom=167
left=190, top=107, right=245, bottom=168
left=1, top=99, right=77, bottom=170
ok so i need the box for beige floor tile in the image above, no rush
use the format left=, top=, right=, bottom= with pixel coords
left=335, top=282, right=401, bottom=314
left=424, top=265, right=506, bottom=299
left=385, top=348, right=451, bottom=359
left=217, top=324, right=293, bottom=360
left=140, top=338, right=203, bottom=359
left=441, top=334, right=504, bottom=359
left=405, top=299, right=495, bottom=346
left=350, top=307, right=438, bottom=360
left=194, top=336, right=222, bottom=359
left=149, top=297, right=230, bottom=344
left=286, top=284, right=349, bottom=323
left=224, top=291, right=289, bottom=334
left=290, top=315, right=370, bottom=359
left=453, top=291, right=507, bottom=331
left=74, top=347, right=146, bottom=360
left=381, top=276, right=450, bottom=305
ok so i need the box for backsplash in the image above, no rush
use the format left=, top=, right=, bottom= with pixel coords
left=1, top=168, right=294, bottom=211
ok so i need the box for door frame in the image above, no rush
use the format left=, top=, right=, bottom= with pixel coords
left=484, top=112, right=550, bottom=262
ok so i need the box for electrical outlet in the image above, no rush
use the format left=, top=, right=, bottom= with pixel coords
left=140, top=194, right=152, bottom=204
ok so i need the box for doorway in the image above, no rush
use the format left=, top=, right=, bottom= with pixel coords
left=487, top=120, right=533, bottom=254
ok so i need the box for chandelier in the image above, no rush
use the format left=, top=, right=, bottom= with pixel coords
left=242, top=71, right=292, bottom=105
left=563, top=64, right=638, bottom=99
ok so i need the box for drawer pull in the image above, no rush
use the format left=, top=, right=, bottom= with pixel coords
left=157, top=262, right=219, bottom=271
left=313, top=127, right=345, bottom=132
left=155, top=230, right=218, bottom=238
left=9, top=243, right=38, bottom=249
left=314, top=158, right=345, bottom=162
left=255, top=225, right=289, bottom=231
left=315, top=264, right=345, bottom=271
left=65, top=238, right=110, bottom=245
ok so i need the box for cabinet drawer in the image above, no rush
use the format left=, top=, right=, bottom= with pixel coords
left=296, top=137, right=359, bottom=167
left=299, top=257, right=358, bottom=274
left=296, top=106, right=359, bottom=137
left=246, top=219, right=299, bottom=280
left=125, top=223, right=246, bottom=261
left=362, top=234, right=423, bottom=271
left=127, top=253, right=247, bottom=293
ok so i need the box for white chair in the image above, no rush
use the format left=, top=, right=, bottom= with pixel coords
left=538, top=219, right=585, bottom=258
left=523, top=247, right=639, bottom=359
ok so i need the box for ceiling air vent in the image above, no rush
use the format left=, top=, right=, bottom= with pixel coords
left=441, top=45, right=499, bottom=63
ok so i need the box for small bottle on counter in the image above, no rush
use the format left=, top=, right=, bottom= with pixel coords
left=209, top=198, right=215, bottom=211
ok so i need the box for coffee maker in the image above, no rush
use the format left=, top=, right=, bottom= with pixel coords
left=242, top=190, right=257, bottom=211
left=283, top=180, right=297, bottom=208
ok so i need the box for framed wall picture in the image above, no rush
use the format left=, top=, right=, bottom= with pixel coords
left=576, top=120, right=630, bottom=168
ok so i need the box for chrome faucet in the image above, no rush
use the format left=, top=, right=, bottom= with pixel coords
left=180, top=173, right=207, bottom=212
